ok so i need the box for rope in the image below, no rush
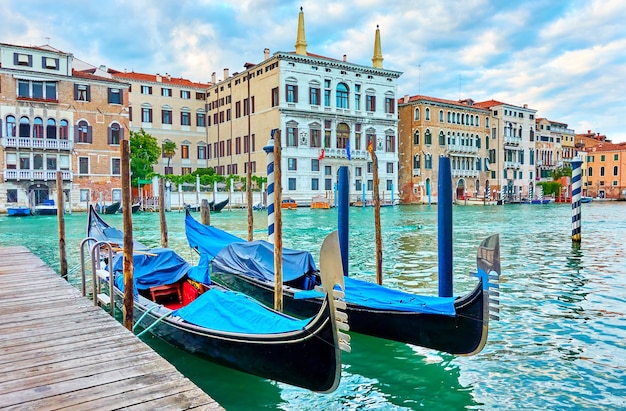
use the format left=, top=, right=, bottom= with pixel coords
left=136, top=311, right=172, bottom=338
left=132, top=305, right=159, bottom=332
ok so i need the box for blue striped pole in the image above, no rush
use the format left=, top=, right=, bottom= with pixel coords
left=361, top=181, right=366, bottom=207
left=438, top=156, right=453, bottom=297
left=338, top=166, right=349, bottom=276
left=263, top=131, right=276, bottom=243
left=571, top=158, right=583, bottom=242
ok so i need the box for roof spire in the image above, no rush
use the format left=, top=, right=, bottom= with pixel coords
left=295, top=7, right=308, bottom=55
left=372, top=24, right=383, bottom=68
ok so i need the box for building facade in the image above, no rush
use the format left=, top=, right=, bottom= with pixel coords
left=583, top=142, right=626, bottom=199
left=0, top=42, right=129, bottom=213
left=110, top=71, right=210, bottom=176
left=204, top=10, right=402, bottom=205
left=398, top=96, right=492, bottom=203
left=474, top=100, right=538, bottom=202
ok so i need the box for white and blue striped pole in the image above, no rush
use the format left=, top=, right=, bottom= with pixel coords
left=263, top=130, right=276, bottom=243
left=571, top=157, right=583, bottom=242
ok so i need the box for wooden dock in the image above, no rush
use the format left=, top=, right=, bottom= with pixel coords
left=0, top=246, right=223, bottom=410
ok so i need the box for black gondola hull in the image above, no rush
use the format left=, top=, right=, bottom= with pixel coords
left=213, top=271, right=487, bottom=355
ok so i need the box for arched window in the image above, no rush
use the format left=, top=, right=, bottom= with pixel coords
left=439, top=110, right=444, bottom=122
left=439, top=131, right=445, bottom=145
left=425, top=129, right=432, bottom=145
left=46, top=119, right=56, bottom=139
left=447, top=111, right=451, bottom=123
left=6, top=115, right=16, bottom=137
left=33, top=117, right=44, bottom=139
left=109, top=122, right=122, bottom=145
left=19, top=116, right=30, bottom=138
left=336, top=122, right=350, bottom=149
left=425, top=107, right=430, bottom=121
left=413, top=130, right=420, bottom=145
left=413, top=153, right=421, bottom=169
left=77, top=120, right=90, bottom=143
left=59, top=120, right=69, bottom=140
left=414, top=107, right=420, bottom=120
left=336, top=83, right=349, bottom=109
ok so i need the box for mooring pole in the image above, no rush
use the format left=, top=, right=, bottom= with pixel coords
left=338, top=166, right=349, bottom=277
left=121, top=139, right=134, bottom=330
left=200, top=198, right=211, bottom=225
left=571, top=157, right=583, bottom=242
left=56, top=171, right=68, bottom=280
left=438, top=156, right=453, bottom=297
left=273, top=129, right=283, bottom=311
left=159, top=178, right=168, bottom=248
left=369, top=143, right=383, bottom=285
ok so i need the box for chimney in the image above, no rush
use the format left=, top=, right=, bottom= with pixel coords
left=156, top=73, right=162, bottom=82
left=264, top=48, right=270, bottom=60
left=523, top=104, right=528, bottom=108
left=99, top=64, right=107, bottom=71
left=166, top=72, right=171, bottom=81
left=224, top=68, right=229, bottom=79
left=343, top=54, right=347, bottom=62
left=212, top=72, right=216, bottom=83
left=404, top=94, right=409, bottom=104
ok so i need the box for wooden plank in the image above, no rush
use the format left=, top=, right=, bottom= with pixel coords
left=0, top=247, right=223, bottom=410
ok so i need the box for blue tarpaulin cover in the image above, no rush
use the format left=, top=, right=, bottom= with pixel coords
left=113, top=248, right=190, bottom=290
left=295, top=276, right=457, bottom=316
left=212, top=240, right=318, bottom=283
left=185, top=211, right=244, bottom=259
left=173, top=288, right=312, bottom=334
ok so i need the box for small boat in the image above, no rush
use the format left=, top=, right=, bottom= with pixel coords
left=104, top=201, right=121, bottom=214
left=185, top=211, right=501, bottom=355
left=86, top=206, right=349, bottom=392
left=311, top=196, right=332, bottom=209
left=34, top=199, right=58, bottom=215
left=252, top=202, right=266, bottom=211
left=282, top=198, right=297, bottom=209
left=119, top=202, right=142, bottom=214
left=522, top=198, right=552, bottom=205
left=211, top=198, right=229, bottom=212
left=580, top=196, right=593, bottom=203
left=456, top=197, right=498, bottom=206
left=7, top=206, right=32, bottom=216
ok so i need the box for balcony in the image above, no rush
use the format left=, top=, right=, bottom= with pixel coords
left=2, top=137, right=73, bottom=151
left=452, top=169, right=479, bottom=178
left=504, top=161, right=521, bottom=169
left=504, top=136, right=522, bottom=146
left=4, top=169, right=73, bottom=181
left=447, top=143, right=479, bottom=155
left=323, top=148, right=368, bottom=160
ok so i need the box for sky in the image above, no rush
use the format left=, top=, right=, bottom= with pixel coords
left=2, top=0, right=625, bottom=142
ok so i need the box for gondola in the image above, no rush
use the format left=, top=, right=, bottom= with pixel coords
left=185, top=210, right=500, bottom=355
left=103, top=201, right=121, bottom=214
left=85, top=206, right=349, bottom=392
left=211, top=198, right=229, bottom=212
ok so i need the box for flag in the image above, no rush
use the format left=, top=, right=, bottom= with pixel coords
left=318, top=147, right=325, bottom=161
left=367, top=140, right=374, bottom=157
left=346, top=139, right=351, bottom=160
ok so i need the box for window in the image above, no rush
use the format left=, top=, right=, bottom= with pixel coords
left=111, top=158, right=121, bottom=175
left=271, top=87, right=279, bottom=107
left=386, top=162, right=394, bottom=173
left=6, top=115, right=16, bottom=137
left=197, top=112, right=205, bottom=127
left=414, top=108, right=420, bottom=120
left=80, top=189, right=90, bottom=202
left=19, top=153, right=30, bottom=169
left=601, top=155, right=605, bottom=161
left=236, top=101, right=241, bottom=118
left=286, top=83, right=298, bottom=103
left=439, top=131, right=446, bottom=146
left=355, top=84, right=361, bottom=110
left=355, top=167, right=362, bottom=177
left=76, top=120, right=91, bottom=143
left=108, top=88, right=122, bottom=104
left=336, top=123, right=349, bottom=149
left=181, top=111, right=191, bottom=126
left=181, top=145, right=189, bottom=159
left=413, top=154, right=421, bottom=169
left=413, top=130, right=420, bottom=145
left=310, top=86, right=320, bottom=105
left=311, top=178, right=319, bottom=190
left=287, top=127, right=298, bottom=147
left=336, top=83, right=349, bottom=108
left=366, top=94, right=376, bottom=112
left=14, top=53, right=32, bottom=66
left=614, top=166, right=619, bottom=176
left=425, top=154, right=433, bottom=169
left=325, top=165, right=332, bottom=176
left=162, top=108, right=172, bottom=125
left=180, top=90, right=191, bottom=99
left=141, top=85, right=152, bottom=94
left=324, top=80, right=331, bottom=107
left=75, top=84, right=90, bottom=101
left=324, top=121, right=331, bottom=149
left=182, top=167, right=192, bottom=175
left=600, top=167, right=605, bottom=177
left=311, top=159, right=320, bottom=172
left=164, top=167, right=173, bottom=175
left=198, top=145, right=206, bottom=159
left=385, top=134, right=395, bottom=152
left=46, top=119, right=56, bottom=139
left=615, top=154, right=619, bottom=161
left=385, top=96, right=394, bottom=114
left=425, top=107, right=430, bottom=120
left=439, top=110, right=444, bottom=122
left=79, top=157, right=89, bottom=174
left=109, top=123, right=122, bottom=145
left=19, top=116, right=30, bottom=138
left=387, top=180, right=393, bottom=191
left=288, top=178, right=296, bottom=190
left=424, top=130, right=432, bottom=145
left=288, top=158, right=297, bottom=170
left=161, top=88, right=172, bottom=97
left=142, top=107, right=153, bottom=123
left=325, top=178, right=332, bottom=190
left=235, top=137, right=241, bottom=154
left=18, top=80, right=57, bottom=100
left=310, top=128, right=321, bottom=148
left=33, top=117, right=44, bottom=139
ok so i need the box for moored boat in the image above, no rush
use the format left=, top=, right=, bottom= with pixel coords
left=7, top=206, right=32, bottom=216
left=34, top=199, right=58, bottom=215
left=185, top=210, right=500, bottom=355
left=85, top=206, right=350, bottom=392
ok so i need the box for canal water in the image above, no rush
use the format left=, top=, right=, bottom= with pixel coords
left=1, top=202, right=624, bottom=410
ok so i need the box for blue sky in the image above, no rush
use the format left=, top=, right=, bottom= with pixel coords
left=2, top=0, right=625, bottom=142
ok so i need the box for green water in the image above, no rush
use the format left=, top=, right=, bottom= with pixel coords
left=1, top=203, right=625, bottom=410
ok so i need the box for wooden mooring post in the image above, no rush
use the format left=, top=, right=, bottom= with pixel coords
left=56, top=171, right=68, bottom=280
left=159, top=178, right=168, bottom=248
left=369, top=143, right=383, bottom=285
left=200, top=198, right=211, bottom=225
left=121, top=139, right=134, bottom=331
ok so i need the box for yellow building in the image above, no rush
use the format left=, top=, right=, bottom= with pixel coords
left=398, top=96, right=492, bottom=203
left=584, top=142, right=626, bottom=199
left=0, top=42, right=129, bottom=212
left=204, top=9, right=402, bottom=205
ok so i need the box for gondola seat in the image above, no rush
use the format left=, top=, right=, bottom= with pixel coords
left=150, top=283, right=182, bottom=306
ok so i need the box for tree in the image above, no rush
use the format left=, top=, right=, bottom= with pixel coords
left=551, top=166, right=572, bottom=181
left=162, top=140, right=177, bottom=172
left=129, top=129, right=160, bottom=186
